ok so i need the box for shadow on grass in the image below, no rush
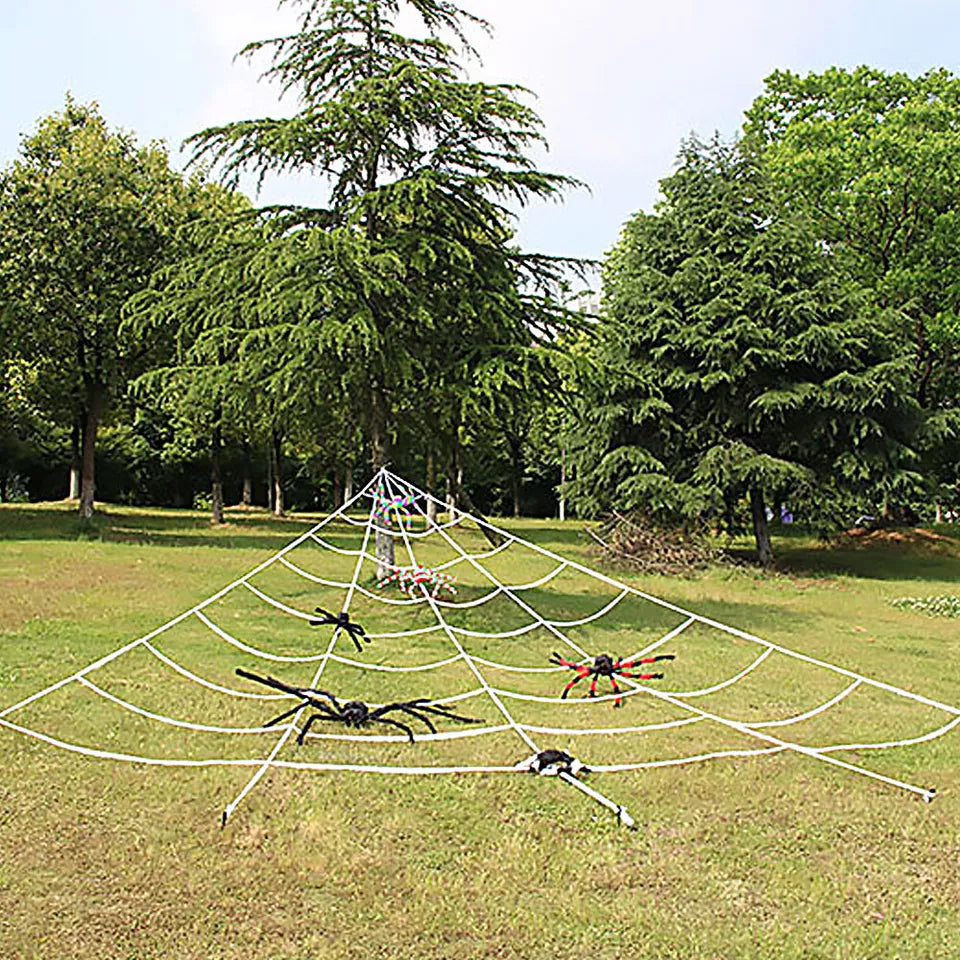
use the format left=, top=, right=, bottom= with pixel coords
left=769, top=527, right=960, bottom=583
left=0, top=502, right=353, bottom=553
left=4, top=502, right=959, bottom=589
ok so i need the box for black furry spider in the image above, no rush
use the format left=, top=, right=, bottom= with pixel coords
left=236, top=669, right=482, bottom=743
left=309, top=608, right=368, bottom=653
left=549, top=651, right=675, bottom=707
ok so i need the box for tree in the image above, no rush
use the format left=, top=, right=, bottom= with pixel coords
left=572, top=137, right=921, bottom=565
left=0, top=98, right=194, bottom=518
left=182, top=0, right=581, bottom=572
left=744, top=67, right=960, bottom=510
left=124, top=187, right=268, bottom=523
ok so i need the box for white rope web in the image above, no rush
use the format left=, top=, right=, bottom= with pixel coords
left=1, top=467, right=956, bottom=827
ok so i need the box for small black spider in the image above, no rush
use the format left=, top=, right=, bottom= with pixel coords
left=310, top=608, right=368, bottom=653
left=236, top=669, right=482, bottom=743
left=516, top=749, right=590, bottom=777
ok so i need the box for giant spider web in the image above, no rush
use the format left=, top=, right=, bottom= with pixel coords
left=2, top=468, right=957, bottom=826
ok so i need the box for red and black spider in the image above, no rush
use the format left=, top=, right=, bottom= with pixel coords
left=548, top=651, right=675, bottom=707
left=236, top=669, right=482, bottom=742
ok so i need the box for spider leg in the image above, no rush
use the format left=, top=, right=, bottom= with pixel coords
left=396, top=701, right=482, bottom=724
left=236, top=668, right=310, bottom=699
left=374, top=716, right=416, bottom=743
left=297, top=712, right=325, bottom=744
left=369, top=703, right=438, bottom=734
left=560, top=675, right=585, bottom=699
left=300, top=689, right=342, bottom=712
left=295, top=713, right=345, bottom=744
left=395, top=705, right=438, bottom=734
left=588, top=674, right=600, bottom=698
left=263, top=699, right=311, bottom=728
left=610, top=675, right=623, bottom=708
left=296, top=700, right=345, bottom=739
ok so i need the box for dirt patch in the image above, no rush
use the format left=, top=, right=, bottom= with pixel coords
left=840, top=526, right=957, bottom=546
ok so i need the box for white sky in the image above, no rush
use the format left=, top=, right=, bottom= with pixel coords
left=2, top=0, right=959, bottom=261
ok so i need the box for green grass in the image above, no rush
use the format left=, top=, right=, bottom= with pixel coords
left=2, top=501, right=960, bottom=959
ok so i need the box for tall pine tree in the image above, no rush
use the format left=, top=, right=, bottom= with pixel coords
left=182, top=0, right=581, bottom=572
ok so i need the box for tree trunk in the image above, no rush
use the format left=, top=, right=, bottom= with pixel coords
left=344, top=462, right=354, bottom=503
left=456, top=484, right=505, bottom=548
left=68, top=417, right=82, bottom=500
left=749, top=485, right=774, bottom=568
left=332, top=463, right=343, bottom=509
left=266, top=447, right=274, bottom=512
left=446, top=431, right=502, bottom=547
left=446, top=476, right=456, bottom=521
left=210, top=413, right=225, bottom=524
left=241, top=439, right=253, bottom=506
left=271, top=428, right=284, bottom=517
left=447, top=431, right=462, bottom=521
left=78, top=386, right=104, bottom=521
left=506, top=435, right=522, bottom=519
left=371, top=385, right=394, bottom=579
left=425, top=451, right=438, bottom=524
left=559, top=447, right=567, bottom=522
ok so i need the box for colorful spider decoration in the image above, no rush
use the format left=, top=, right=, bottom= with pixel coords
left=309, top=607, right=368, bottom=653
left=377, top=564, right=457, bottom=598
left=373, top=491, right=416, bottom=529
left=515, top=749, right=590, bottom=777
left=549, top=651, right=675, bottom=707
left=235, top=669, right=482, bottom=743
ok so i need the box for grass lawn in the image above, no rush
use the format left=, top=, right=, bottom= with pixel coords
left=1, top=500, right=960, bottom=960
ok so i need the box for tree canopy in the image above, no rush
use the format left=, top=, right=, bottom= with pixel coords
left=570, top=137, right=921, bottom=563
left=745, top=67, right=960, bottom=508
left=0, top=97, right=199, bottom=517
left=153, top=0, right=584, bottom=564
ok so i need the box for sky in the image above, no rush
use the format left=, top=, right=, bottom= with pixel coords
left=2, top=0, right=959, bottom=263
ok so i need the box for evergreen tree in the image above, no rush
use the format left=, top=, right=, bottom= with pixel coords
left=573, top=138, right=921, bottom=565
left=182, top=0, right=582, bottom=571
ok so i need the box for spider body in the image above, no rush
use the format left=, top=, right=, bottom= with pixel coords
left=516, top=749, right=590, bottom=777
left=236, top=669, right=482, bottom=743
left=549, top=651, right=675, bottom=707
left=377, top=564, right=457, bottom=598
left=338, top=700, right=372, bottom=727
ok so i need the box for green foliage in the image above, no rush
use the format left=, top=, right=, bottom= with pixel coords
left=181, top=0, right=584, bottom=471
left=745, top=66, right=960, bottom=500
left=0, top=97, right=191, bottom=385
left=571, top=137, right=922, bottom=559
left=0, top=97, right=203, bottom=515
